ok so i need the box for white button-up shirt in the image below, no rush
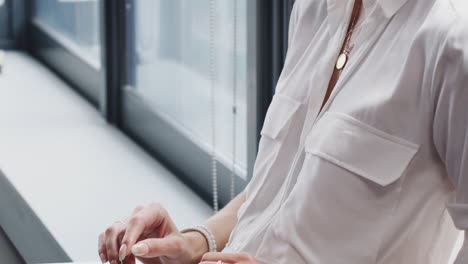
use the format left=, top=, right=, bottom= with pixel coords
left=223, top=0, right=468, bottom=263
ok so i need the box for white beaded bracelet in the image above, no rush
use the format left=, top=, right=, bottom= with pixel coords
left=180, top=225, right=217, bottom=252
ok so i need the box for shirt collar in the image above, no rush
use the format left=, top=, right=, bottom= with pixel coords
left=362, top=0, right=409, bottom=18
left=378, top=0, right=409, bottom=17
left=327, top=0, right=409, bottom=19
left=325, top=0, right=408, bottom=40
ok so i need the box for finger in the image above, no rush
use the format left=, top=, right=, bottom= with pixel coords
left=136, top=256, right=164, bottom=264
left=117, top=205, right=145, bottom=261
left=120, top=203, right=168, bottom=258
left=131, top=205, right=145, bottom=215
left=119, top=213, right=146, bottom=260
left=131, top=235, right=184, bottom=259
left=98, top=232, right=108, bottom=263
left=123, top=254, right=136, bottom=264
left=104, top=223, right=126, bottom=262
left=202, top=252, right=256, bottom=262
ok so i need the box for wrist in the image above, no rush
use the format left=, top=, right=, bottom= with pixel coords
left=182, top=231, right=209, bottom=264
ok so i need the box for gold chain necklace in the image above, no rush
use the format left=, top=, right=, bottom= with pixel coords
left=335, top=0, right=363, bottom=70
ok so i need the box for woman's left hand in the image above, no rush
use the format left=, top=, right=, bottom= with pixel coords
left=199, top=252, right=260, bottom=264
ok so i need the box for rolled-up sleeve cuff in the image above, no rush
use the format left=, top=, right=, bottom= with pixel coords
left=447, top=203, right=468, bottom=264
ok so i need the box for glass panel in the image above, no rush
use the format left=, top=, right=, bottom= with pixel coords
left=128, top=0, right=249, bottom=176
left=0, top=0, right=9, bottom=39
left=33, top=0, right=101, bottom=66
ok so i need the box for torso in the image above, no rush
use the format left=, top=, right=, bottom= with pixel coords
left=223, top=0, right=468, bottom=263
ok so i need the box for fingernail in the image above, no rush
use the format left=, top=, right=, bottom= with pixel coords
left=111, top=260, right=118, bottom=264
left=99, top=253, right=107, bottom=263
left=131, top=243, right=148, bottom=256
left=119, top=244, right=127, bottom=261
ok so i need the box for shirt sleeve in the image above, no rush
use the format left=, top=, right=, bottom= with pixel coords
left=432, top=19, right=468, bottom=263
left=287, top=1, right=300, bottom=47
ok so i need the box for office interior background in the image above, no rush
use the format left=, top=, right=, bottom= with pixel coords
left=0, top=0, right=464, bottom=263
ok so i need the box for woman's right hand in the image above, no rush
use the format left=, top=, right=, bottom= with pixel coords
left=98, top=202, right=207, bottom=264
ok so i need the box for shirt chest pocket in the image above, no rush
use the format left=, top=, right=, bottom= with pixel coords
left=255, top=112, right=421, bottom=264
left=305, top=112, right=419, bottom=186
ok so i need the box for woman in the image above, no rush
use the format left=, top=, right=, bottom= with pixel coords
left=98, top=0, right=468, bottom=263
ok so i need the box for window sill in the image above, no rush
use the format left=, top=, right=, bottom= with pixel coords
left=0, top=51, right=212, bottom=263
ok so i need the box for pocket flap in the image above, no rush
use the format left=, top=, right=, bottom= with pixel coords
left=305, top=112, right=419, bottom=186
left=260, top=94, right=301, bottom=139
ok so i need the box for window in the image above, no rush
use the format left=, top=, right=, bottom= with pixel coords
left=132, top=0, right=248, bottom=175
left=0, top=0, right=27, bottom=49
left=0, top=0, right=10, bottom=40
left=25, top=0, right=294, bottom=208
left=121, top=0, right=264, bottom=207
left=33, top=0, right=101, bottom=68
left=30, top=0, right=104, bottom=106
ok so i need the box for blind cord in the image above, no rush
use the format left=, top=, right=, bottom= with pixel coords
left=230, top=0, right=238, bottom=201
left=210, top=0, right=238, bottom=213
left=210, top=0, right=219, bottom=213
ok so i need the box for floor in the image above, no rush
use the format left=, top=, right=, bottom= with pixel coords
left=0, top=51, right=212, bottom=262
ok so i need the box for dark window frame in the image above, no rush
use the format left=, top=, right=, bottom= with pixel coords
left=0, top=0, right=27, bottom=49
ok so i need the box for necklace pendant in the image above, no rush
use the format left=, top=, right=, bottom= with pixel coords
left=336, top=53, right=348, bottom=70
